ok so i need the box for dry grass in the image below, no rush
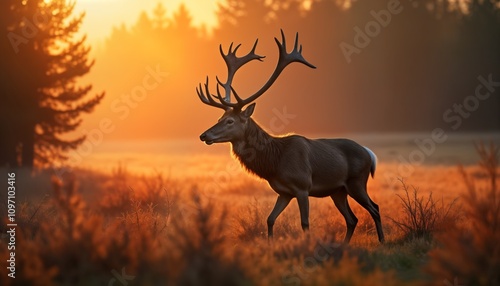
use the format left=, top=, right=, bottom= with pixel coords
left=0, top=144, right=498, bottom=285
left=427, top=142, right=500, bottom=286
left=388, top=179, right=459, bottom=240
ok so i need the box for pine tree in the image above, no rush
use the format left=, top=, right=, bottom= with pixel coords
left=152, top=2, right=168, bottom=30
left=171, top=4, right=195, bottom=33
left=134, top=11, right=154, bottom=35
left=216, top=0, right=271, bottom=30
left=0, top=0, right=103, bottom=168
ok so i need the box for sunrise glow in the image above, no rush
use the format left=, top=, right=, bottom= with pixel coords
left=74, top=0, right=219, bottom=43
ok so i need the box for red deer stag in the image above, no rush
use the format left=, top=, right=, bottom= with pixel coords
left=197, top=30, right=384, bottom=243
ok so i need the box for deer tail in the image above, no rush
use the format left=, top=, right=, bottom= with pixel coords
left=363, top=146, right=377, bottom=178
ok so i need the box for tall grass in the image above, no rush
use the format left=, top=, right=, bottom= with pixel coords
left=388, top=179, right=459, bottom=240
left=170, top=190, right=249, bottom=285
left=0, top=144, right=497, bottom=285
left=427, top=142, right=500, bottom=286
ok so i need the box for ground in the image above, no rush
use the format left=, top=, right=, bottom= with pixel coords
left=0, top=147, right=498, bottom=285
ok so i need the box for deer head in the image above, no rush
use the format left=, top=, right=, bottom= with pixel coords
left=197, top=30, right=316, bottom=145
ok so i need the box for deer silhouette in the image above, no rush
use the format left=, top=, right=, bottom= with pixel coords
left=197, top=30, right=384, bottom=243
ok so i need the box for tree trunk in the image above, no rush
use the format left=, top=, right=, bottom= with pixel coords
left=0, top=119, right=19, bottom=167
left=21, top=126, right=35, bottom=168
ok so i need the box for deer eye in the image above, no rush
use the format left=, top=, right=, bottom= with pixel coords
left=226, top=119, right=234, bottom=125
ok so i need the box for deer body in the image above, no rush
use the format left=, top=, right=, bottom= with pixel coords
left=232, top=119, right=371, bottom=196
left=196, top=31, right=384, bottom=243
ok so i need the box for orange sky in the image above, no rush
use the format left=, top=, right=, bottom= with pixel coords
left=72, top=0, right=224, bottom=144
left=74, top=0, right=219, bottom=43
left=69, top=0, right=500, bottom=145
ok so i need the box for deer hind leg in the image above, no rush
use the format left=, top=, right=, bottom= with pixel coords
left=267, top=194, right=292, bottom=239
left=296, top=192, right=310, bottom=232
left=331, top=189, right=358, bottom=243
left=346, top=180, right=385, bottom=243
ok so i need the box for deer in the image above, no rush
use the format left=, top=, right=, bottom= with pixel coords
left=196, top=30, right=384, bottom=243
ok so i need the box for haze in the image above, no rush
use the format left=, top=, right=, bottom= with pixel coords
left=74, top=0, right=500, bottom=144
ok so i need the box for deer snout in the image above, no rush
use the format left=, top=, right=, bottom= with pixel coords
left=200, top=132, right=208, bottom=141
left=200, top=132, right=214, bottom=145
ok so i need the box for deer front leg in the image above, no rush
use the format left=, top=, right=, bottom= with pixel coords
left=296, top=192, right=310, bottom=232
left=267, top=194, right=292, bottom=238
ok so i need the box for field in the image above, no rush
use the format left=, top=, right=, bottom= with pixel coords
left=0, top=142, right=499, bottom=286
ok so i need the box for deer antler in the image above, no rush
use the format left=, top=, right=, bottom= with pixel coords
left=197, top=29, right=316, bottom=111
left=218, top=39, right=265, bottom=103
left=196, top=77, right=229, bottom=110
left=196, top=40, right=264, bottom=111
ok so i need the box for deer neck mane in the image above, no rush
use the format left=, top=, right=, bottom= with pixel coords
left=231, top=118, right=282, bottom=180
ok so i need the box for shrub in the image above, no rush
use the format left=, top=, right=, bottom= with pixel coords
left=233, top=197, right=267, bottom=240
left=427, top=142, right=500, bottom=286
left=170, top=189, right=249, bottom=285
left=388, top=179, right=458, bottom=240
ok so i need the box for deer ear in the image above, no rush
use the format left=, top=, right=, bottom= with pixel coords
left=242, top=103, right=256, bottom=118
